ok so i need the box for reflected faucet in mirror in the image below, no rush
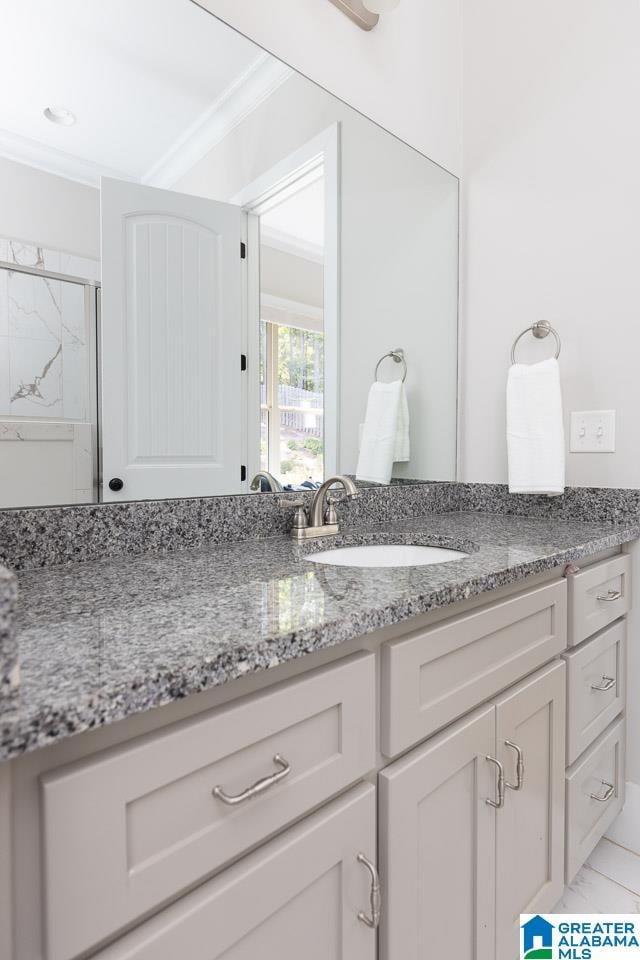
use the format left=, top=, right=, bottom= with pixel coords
left=250, top=471, right=284, bottom=493
left=280, top=475, right=360, bottom=540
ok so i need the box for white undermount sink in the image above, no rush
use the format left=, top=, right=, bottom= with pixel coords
left=306, top=544, right=469, bottom=568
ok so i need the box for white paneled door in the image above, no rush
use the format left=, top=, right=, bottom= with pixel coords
left=100, top=178, right=243, bottom=501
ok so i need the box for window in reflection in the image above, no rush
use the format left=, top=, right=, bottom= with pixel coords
left=260, top=320, right=324, bottom=485
left=258, top=170, right=325, bottom=488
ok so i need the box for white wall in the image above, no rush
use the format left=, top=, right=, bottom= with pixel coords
left=175, top=73, right=459, bottom=481
left=194, top=0, right=462, bottom=176
left=461, top=0, right=640, bottom=489
left=0, top=157, right=99, bottom=259
left=461, top=0, right=640, bottom=785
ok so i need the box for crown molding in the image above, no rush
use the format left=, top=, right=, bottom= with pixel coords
left=0, top=53, right=292, bottom=191
left=0, top=128, right=129, bottom=188
left=143, top=53, right=293, bottom=189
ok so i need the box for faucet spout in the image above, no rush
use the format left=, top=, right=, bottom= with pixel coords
left=250, top=471, right=284, bottom=493
left=309, top=475, right=359, bottom=528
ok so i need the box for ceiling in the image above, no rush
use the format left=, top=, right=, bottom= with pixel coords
left=0, top=0, right=291, bottom=187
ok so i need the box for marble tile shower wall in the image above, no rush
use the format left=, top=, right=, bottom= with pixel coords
left=0, top=237, right=99, bottom=421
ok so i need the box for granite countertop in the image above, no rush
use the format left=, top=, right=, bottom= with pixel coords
left=1, top=511, right=638, bottom=761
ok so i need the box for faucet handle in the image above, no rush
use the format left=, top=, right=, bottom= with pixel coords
left=277, top=498, right=308, bottom=530
left=324, top=495, right=339, bottom=525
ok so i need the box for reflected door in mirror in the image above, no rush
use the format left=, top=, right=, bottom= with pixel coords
left=100, top=178, right=243, bottom=500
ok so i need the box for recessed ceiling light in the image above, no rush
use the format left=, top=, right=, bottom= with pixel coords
left=43, top=106, right=76, bottom=127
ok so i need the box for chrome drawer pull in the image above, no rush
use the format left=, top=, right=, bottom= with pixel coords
left=596, top=589, right=622, bottom=602
left=486, top=756, right=505, bottom=809
left=504, top=740, right=525, bottom=791
left=212, top=754, right=291, bottom=805
left=357, top=853, right=381, bottom=929
left=591, top=676, right=616, bottom=692
left=589, top=780, right=615, bottom=802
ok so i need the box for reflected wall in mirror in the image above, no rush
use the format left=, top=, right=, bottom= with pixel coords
left=0, top=0, right=459, bottom=508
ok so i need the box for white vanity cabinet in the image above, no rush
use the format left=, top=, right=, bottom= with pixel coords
left=379, top=703, right=497, bottom=960
left=562, top=554, right=631, bottom=882
left=494, top=661, right=566, bottom=960
left=40, top=654, right=376, bottom=960
left=379, top=661, right=566, bottom=960
left=2, top=551, right=633, bottom=960
left=90, top=783, right=378, bottom=960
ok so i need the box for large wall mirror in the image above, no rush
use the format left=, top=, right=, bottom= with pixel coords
left=0, top=0, right=459, bottom=508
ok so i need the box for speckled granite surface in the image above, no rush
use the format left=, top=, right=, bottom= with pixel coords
left=2, top=481, right=639, bottom=573
left=1, top=511, right=637, bottom=761
left=0, top=566, right=18, bottom=701
left=456, top=483, right=640, bottom=522
left=0, top=482, right=456, bottom=572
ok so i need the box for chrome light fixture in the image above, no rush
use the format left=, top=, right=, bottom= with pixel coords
left=328, top=0, right=400, bottom=31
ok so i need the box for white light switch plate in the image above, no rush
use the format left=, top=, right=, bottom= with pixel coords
left=570, top=410, right=616, bottom=453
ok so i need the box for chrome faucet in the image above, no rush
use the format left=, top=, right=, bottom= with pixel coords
left=250, top=471, right=284, bottom=493
left=280, top=475, right=360, bottom=540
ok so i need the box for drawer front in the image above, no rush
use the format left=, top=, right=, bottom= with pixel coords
left=92, top=783, right=377, bottom=960
left=565, top=716, right=625, bottom=882
left=564, top=620, right=626, bottom=764
left=568, top=554, right=631, bottom=646
left=42, top=652, right=376, bottom=960
left=381, top=580, right=567, bottom=757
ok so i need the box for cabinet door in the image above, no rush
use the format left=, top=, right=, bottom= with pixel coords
left=93, top=783, right=377, bottom=960
left=495, top=661, right=566, bottom=960
left=379, top=704, right=496, bottom=960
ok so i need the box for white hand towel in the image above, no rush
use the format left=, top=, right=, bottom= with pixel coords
left=507, top=357, right=565, bottom=495
left=356, top=380, right=410, bottom=485
left=394, top=383, right=410, bottom=462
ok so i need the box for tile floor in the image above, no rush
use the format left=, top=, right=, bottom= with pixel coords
left=555, top=837, right=640, bottom=913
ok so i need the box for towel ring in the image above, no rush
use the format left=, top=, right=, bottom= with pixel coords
left=375, top=349, right=407, bottom=383
left=511, top=321, right=561, bottom=365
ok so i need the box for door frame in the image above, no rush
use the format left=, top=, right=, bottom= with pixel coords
left=232, top=124, right=340, bottom=482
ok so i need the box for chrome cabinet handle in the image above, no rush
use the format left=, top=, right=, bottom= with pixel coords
left=504, top=740, right=525, bottom=791
left=591, top=676, right=616, bottom=692
left=486, top=756, right=505, bottom=809
left=357, top=853, right=381, bottom=929
left=589, top=780, right=615, bottom=802
left=212, top=754, right=290, bottom=805
left=596, top=589, right=622, bottom=602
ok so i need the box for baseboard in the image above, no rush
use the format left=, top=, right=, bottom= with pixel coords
left=606, top=780, right=640, bottom=855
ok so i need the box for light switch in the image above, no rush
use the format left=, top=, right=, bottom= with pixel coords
left=570, top=410, right=615, bottom=453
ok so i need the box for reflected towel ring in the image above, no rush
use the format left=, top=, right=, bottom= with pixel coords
left=511, top=321, right=561, bottom=365
left=374, top=348, right=407, bottom=383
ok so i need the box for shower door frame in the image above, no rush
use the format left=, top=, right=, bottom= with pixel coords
left=0, top=258, right=101, bottom=505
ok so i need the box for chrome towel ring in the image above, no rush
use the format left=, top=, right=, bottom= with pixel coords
left=374, top=348, right=407, bottom=383
left=511, top=321, right=561, bottom=365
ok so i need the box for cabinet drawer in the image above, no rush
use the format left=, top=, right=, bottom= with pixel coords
left=565, top=716, right=625, bottom=882
left=381, top=580, right=567, bottom=756
left=564, top=621, right=626, bottom=764
left=41, top=652, right=376, bottom=960
left=92, top=783, right=377, bottom=960
left=568, top=554, right=631, bottom=647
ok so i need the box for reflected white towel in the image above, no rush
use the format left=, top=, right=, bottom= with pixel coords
left=507, top=357, right=565, bottom=495
left=356, top=380, right=410, bottom=485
